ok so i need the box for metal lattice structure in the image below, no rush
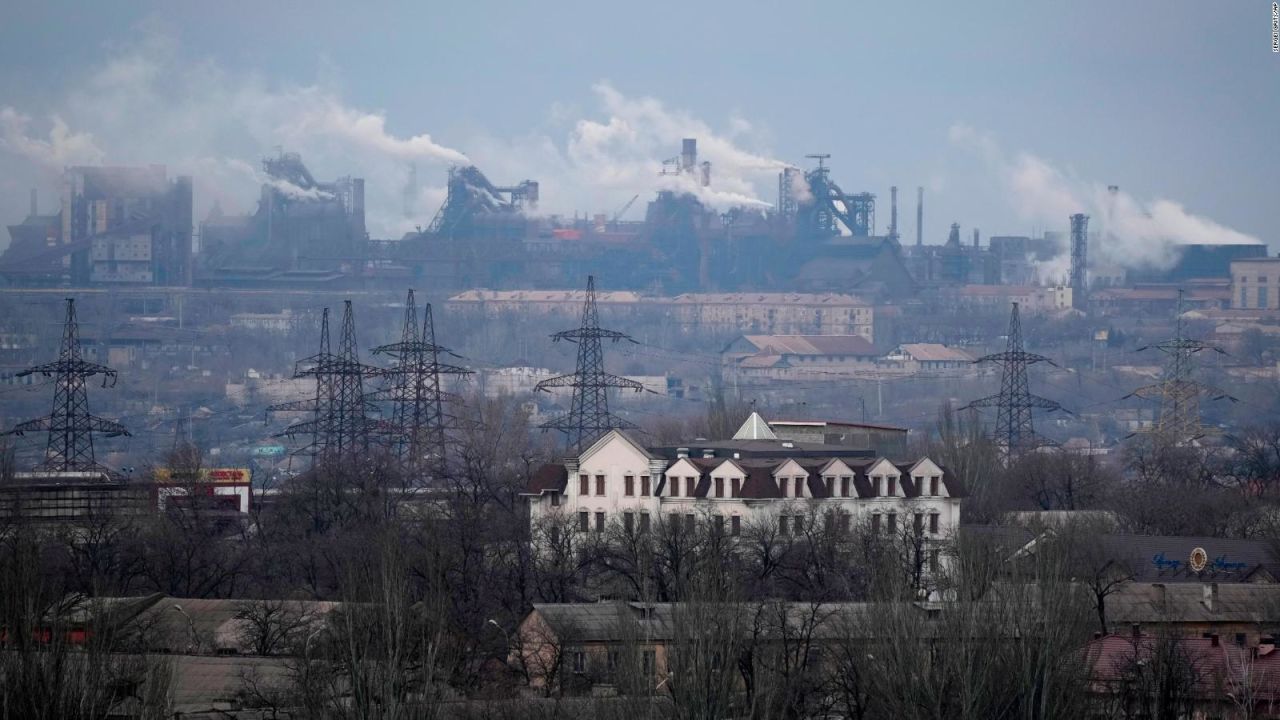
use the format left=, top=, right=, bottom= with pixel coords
left=536, top=276, right=645, bottom=451
left=371, top=290, right=472, bottom=480
left=268, top=301, right=385, bottom=465
left=1127, top=290, right=1231, bottom=445
left=4, top=298, right=129, bottom=471
left=1070, top=213, right=1089, bottom=311
left=965, top=302, right=1063, bottom=461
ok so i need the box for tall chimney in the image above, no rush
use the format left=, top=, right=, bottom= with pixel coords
left=916, top=186, right=924, bottom=246
left=889, top=186, right=899, bottom=240
left=681, top=138, right=697, bottom=173
left=29, top=188, right=37, bottom=217
left=973, top=228, right=980, bottom=248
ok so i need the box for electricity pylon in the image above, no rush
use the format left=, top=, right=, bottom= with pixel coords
left=536, top=275, right=645, bottom=451
left=4, top=298, right=129, bottom=472
left=965, top=302, right=1064, bottom=461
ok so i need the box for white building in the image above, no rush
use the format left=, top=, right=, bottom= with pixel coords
left=522, top=413, right=963, bottom=561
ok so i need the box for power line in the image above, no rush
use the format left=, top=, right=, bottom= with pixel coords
left=535, top=275, right=645, bottom=451
left=964, top=302, right=1065, bottom=462
left=3, top=298, right=130, bottom=472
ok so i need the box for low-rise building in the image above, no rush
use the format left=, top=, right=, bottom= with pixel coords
left=722, top=334, right=880, bottom=381
left=878, top=343, right=976, bottom=372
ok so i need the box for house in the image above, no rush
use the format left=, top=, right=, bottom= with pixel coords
left=722, top=334, right=880, bottom=382
left=878, top=343, right=976, bottom=372
left=522, top=413, right=964, bottom=572
left=1086, top=631, right=1280, bottom=718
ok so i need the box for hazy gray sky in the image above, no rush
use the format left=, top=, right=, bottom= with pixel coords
left=1, top=1, right=1276, bottom=259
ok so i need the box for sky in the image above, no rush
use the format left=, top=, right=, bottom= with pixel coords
left=0, top=1, right=1276, bottom=270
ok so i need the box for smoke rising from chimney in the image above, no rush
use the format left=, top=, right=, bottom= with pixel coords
left=949, top=123, right=1262, bottom=274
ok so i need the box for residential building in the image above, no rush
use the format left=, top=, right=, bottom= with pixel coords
left=878, top=343, right=976, bottom=372
left=946, top=284, right=1073, bottom=314
left=1231, top=257, right=1280, bottom=310
left=667, top=293, right=873, bottom=339
left=722, top=334, right=880, bottom=381
left=521, top=413, right=964, bottom=566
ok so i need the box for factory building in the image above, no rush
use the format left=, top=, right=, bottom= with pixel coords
left=1, top=166, right=193, bottom=286
left=1231, top=257, right=1280, bottom=311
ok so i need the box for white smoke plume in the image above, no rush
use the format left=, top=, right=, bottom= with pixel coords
left=0, top=32, right=788, bottom=243
left=949, top=124, right=1262, bottom=278
left=0, top=32, right=469, bottom=239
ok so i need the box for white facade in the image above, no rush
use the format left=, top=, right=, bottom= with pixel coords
left=524, top=428, right=962, bottom=549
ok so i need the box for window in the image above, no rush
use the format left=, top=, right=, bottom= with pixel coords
left=914, top=513, right=924, bottom=536
left=1241, top=287, right=1249, bottom=308
left=550, top=492, right=560, bottom=507
left=1261, top=287, right=1270, bottom=309
left=793, top=515, right=804, bottom=534
left=794, top=477, right=804, bottom=498
left=779, top=515, right=789, bottom=535
left=731, top=478, right=741, bottom=498
left=888, top=513, right=898, bottom=534
left=624, top=511, right=634, bottom=533
left=641, top=475, right=650, bottom=496
left=572, top=651, right=585, bottom=674
left=825, top=477, right=834, bottom=495
left=929, top=549, right=940, bottom=574
left=840, top=512, right=851, bottom=534
left=640, top=512, right=651, bottom=533
left=686, top=477, right=696, bottom=497
left=870, top=476, right=880, bottom=497
left=578, top=511, right=589, bottom=532
left=871, top=514, right=881, bottom=534
left=579, top=474, right=589, bottom=496
left=731, top=515, right=741, bottom=536
left=596, top=475, right=605, bottom=496
left=930, top=476, right=940, bottom=496
left=550, top=526, right=560, bottom=545
left=715, top=477, right=724, bottom=498
left=642, top=650, right=656, bottom=676
left=888, top=477, right=897, bottom=496
left=713, top=515, right=725, bottom=535
left=841, top=477, right=851, bottom=497
left=595, top=511, right=605, bottom=533
left=625, top=475, right=634, bottom=496
left=685, top=514, right=695, bottom=533
left=608, top=651, right=620, bottom=673
left=930, top=513, right=939, bottom=534
left=779, top=478, right=788, bottom=497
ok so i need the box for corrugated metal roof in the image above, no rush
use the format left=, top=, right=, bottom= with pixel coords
left=742, top=335, right=877, bottom=356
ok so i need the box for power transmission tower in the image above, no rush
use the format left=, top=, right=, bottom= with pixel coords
left=964, top=302, right=1064, bottom=461
left=371, top=290, right=472, bottom=481
left=4, top=298, right=129, bottom=471
left=536, top=275, right=645, bottom=451
left=1126, top=290, right=1231, bottom=445
left=269, top=301, right=385, bottom=465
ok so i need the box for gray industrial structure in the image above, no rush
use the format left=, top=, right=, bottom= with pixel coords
left=1, top=166, right=192, bottom=286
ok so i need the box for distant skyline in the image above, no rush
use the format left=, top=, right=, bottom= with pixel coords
left=1, top=1, right=1276, bottom=262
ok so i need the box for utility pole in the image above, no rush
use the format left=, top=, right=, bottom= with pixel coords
left=964, top=302, right=1064, bottom=462
left=1126, top=290, right=1232, bottom=446
left=536, top=276, right=645, bottom=451
left=4, top=298, right=129, bottom=472
left=371, top=290, right=472, bottom=483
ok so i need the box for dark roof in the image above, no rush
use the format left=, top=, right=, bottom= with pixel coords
left=523, top=463, right=567, bottom=495
left=1095, top=534, right=1280, bottom=583
left=650, top=440, right=876, bottom=461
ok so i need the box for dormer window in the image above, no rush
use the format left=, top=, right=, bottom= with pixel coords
left=794, top=478, right=804, bottom=498
left=686, top=477, right=696, bottom=497
left=930, top=476, right=940, bottom=496
left=714, top=477, right=724, bottom=498
left=731, top=478, right=741, bottom=498
left=887, top=476, right=897, bottom=496
left=870, top=476, right=881, bottom=497
left=841, top=477, right=851, bottom=497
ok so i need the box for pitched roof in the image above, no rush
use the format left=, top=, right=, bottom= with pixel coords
left=895, top=343, right=975, bottom=363
left=741, top=335, right=877, bottom=356
left=733, top=412, right=778, bottom=440
left=523, top=463, right=568, bottom=495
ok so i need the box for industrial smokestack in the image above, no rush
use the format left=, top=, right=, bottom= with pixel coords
left=889, top=186, right=899, bottom=240
left=700, top=161, right=711, bottom=187
left=1070, top=213, right=1090, bottom=311
left=916, top=186, right=924, bottom=246
left=681, top=138, right=697, bottom=173
left=973, top=228, right=980, bottom=248
left=29, top=188, right=37, bottom=217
